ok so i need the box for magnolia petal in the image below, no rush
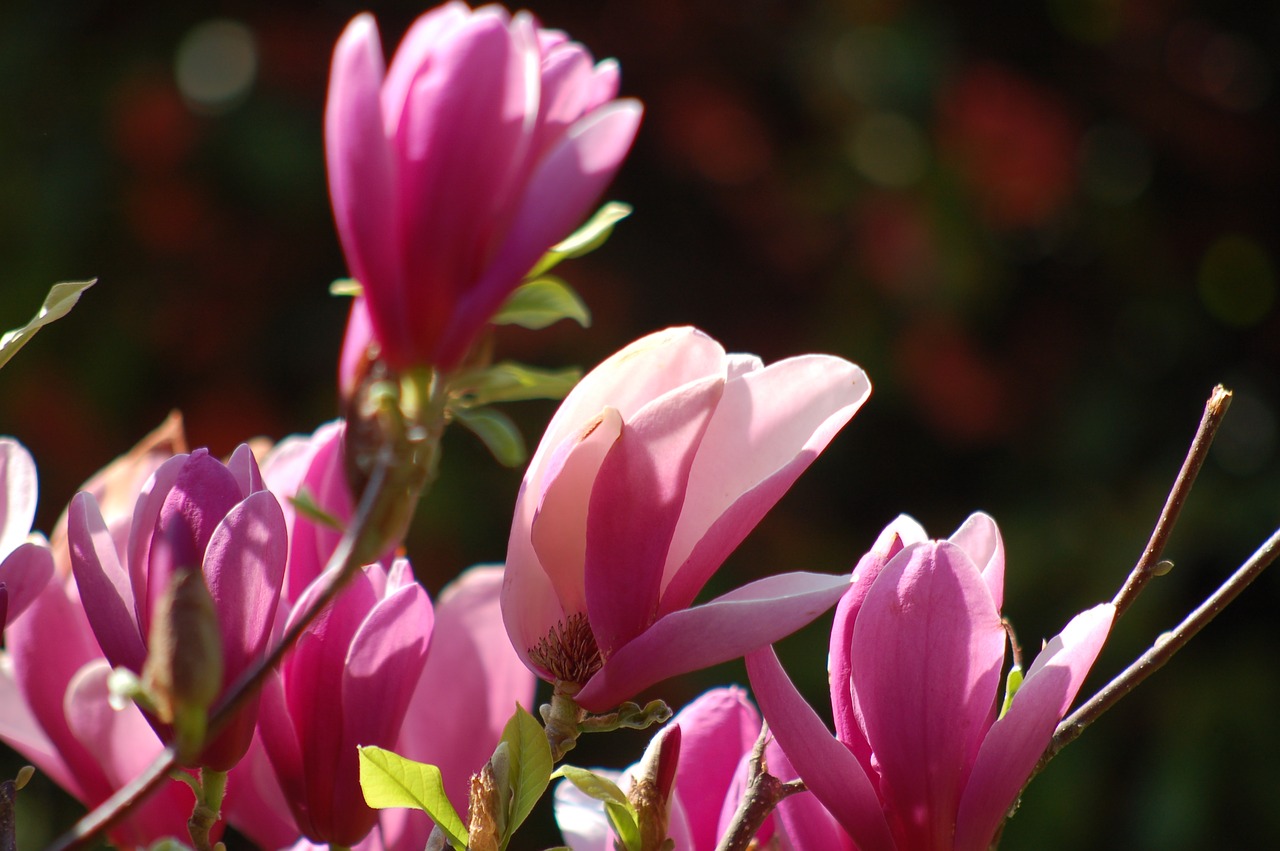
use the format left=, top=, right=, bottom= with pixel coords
left=387, top=566, right=535, bottom=851
left=953, top=603, right=1115, bottom=851
left=0, top=654, right=77, bottom=799
left=949, top=511, right=1005, bottom=610
left=203, top=490, right=288, bottom=680
left=585, top=375, right=724, bottom=655
left=661, top=355, right=870, bottom=612
left=766, top=738, right=852, bottom=851
left=673, top=687, right=762, bottom=851
left=529, top=406, right=623, bottom=618
left=225, top=443, right=265, bottom=497
left=438, top=98, right=642, bottom=365
left=851, top=541, right=1006, bottom=850
left=326, top=13, right=402, bottom=364
left=0, top=439, right=37, bottom=556
left=125, top=453, right=188, bottom=636
left=0, top=541, right=54, bottom=624
left=67, top=493, right=146, bottom=671
left=257, top=670, right=313, bottom=838
left=745, top=647, right=895, bottom=851
left=380, top=2, right=472, bottom=132
left=575, top=571, right=851, bottom=712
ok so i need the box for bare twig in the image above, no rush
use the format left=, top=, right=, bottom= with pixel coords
left=1040, top=524, right=1280, bottom=771
left=1110, top=385, right=1232, bottom=620
left=715, top=722, right=806, bottom=851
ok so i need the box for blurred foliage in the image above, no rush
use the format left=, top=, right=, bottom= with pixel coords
left=1, top=0, right=1278, bottom=848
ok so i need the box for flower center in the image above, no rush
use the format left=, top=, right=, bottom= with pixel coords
left=528, top=613, right=603, bottom=686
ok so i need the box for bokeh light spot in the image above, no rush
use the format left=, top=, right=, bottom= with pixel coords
left=1197, top=234, right=1275, bottom=327
left=1079, top=123, right=1152, bottom=206
left=175, top=19, right=257, bottom=114
left=850, top=112, right=929, bottom=187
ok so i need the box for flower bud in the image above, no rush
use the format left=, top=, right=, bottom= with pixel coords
left=628, top=723, right=681, bottom=851
left=141, top=567, right=224, bottom=762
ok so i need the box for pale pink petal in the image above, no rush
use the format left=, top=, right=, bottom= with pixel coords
left=0, top=654, right=75, bottom=796
left=850, top=541, right=1005, bottom=850
left=67, top=493, right=146, bottom=671
left=225, top=443, right=265, bottom=496
left=575, top=571, right=851, bottom=712
left=325, top=14, right=401, bottom=362
left=528, top=406, right=624, bottom=619
left=585, top=376, right=725, bottom=656
left=660, top=355, right=871, bottom=613
left=0, top=541, right=54, bottom=623
left=745, top=647, right=895, bottom=851
left=0, top=439, right=37, bottom=556
left=380, top=2, right=473, bottom=130
left=949, top=511, right=1005, bottom=609
left=125, top=453, right=188, bottom=626
left=953, top=603, right=1114, bottom=851
left=225, top=729, right=302, bottom=850
left=553, top=771, right=620, bottom=851
left=387, top=566, right=535, bottom=851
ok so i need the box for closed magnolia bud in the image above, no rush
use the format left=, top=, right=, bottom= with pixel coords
left=467, top=760, right=501, bottom=851
left=628, top=723, right=681, bottom=851
left=141, top=567, right=224, bottom=762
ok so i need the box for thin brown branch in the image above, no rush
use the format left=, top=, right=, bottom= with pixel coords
left=715, top=722, right=806, bottom=851
left=1110, top=385, right=1232, bottom=620
left=1040, top=524, right=1280, bottom=772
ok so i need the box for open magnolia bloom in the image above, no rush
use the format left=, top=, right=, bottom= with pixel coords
left=747, top=514, right=1115, bottom=851
left=502, top=326, right=871, bottom=712
left=0, top=438, right=54, bottom=625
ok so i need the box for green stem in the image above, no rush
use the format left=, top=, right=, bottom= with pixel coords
left=186, top=769, right=228, bottom=851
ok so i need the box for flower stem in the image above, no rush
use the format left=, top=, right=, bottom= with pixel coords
left=187, top=769, right=228, bottom=851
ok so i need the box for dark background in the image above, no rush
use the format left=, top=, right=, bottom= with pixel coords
left=2, top=0, right=1278, bottom=848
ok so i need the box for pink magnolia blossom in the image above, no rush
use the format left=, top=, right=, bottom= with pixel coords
left=502, top=326, right=871, bottom=712
left=554, top=687, right=829, bottom=850
left=327, top=3, right=642, bottom=377
left=67, top=446, right=287, bottom=771
left=226, top=423, right=535, bottom=850
left=0, top=438, right=54, bottom=625
left=747, top=513, right=1115, bottom=851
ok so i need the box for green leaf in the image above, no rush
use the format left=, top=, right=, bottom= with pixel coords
left=551, top=766, right=640, bottom=851
left=330, top=278, right=362, bottom=297
left=451, top=361, right=581, bottom=408
left=527, top=201, right=632, bottom=278
left=288, top=488, right=345, bottom=531
left=0, top=279, right=95, bottom=371
left=453, top=407, right=526, bottom=468
left=999, top=665, right=1024, bottom=720
left=492, top=277, right=591, bottom=330
left=358, top=746, right=467, bottom=849
left=499, top=705, right=554, bottom=849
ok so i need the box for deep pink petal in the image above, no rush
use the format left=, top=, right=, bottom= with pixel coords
left=325, top=14, right=402, bottom=363
left=660, top=355, right=871, bottom=613
left=0, top=438, right=37, bottom=555
left=0, top=541, right=54, bottom=623
left=745, top=647, right=894, bottom=851
left=949, top=511, right=1005, bottom=610
left=67, top=493, right=146, bottom=671
left=766, top=739, right=853, bottom=851
left=575, top=571, right=851, bottom=712
left=671, top=687, right=761, bottom=851
left=585, top=376, right=725, bottom=656
left=953, top=603, right=1114, bottom=851
left=224, top=729, right=303, bottom=850
left=851, top=541, right=1006, bottom=850
left=257, top=669, right=313, bottom=838
left=380, top=2, right=472, bottom=130
left=436, top=98, right=642, bottom=366
left=388, top=566, right=535, bottom=851
left=125, top=453, right=188, bottom=633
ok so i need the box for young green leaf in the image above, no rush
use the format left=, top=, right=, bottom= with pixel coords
left=491, top=277, right=591, bottom=330
left=498, top=705, right=554, bottom=849
left=453, top=407, right=526, bottom=468
left=527, top=201, right=633, bottom=278
left=551, top=766, right=641, bottom=851
left=358, top=746, right=467, bottom=849
left=329, top=278, right=363, bottom=297
left=289, top=488, right=345, bottom=531
left=451, top=362, right=582, bottom=408
left=0, top=279, right=95, bottom=371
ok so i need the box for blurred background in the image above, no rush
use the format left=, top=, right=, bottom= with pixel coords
left=2, top=0, right=1278, bottom=848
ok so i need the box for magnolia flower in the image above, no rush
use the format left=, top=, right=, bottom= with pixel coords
left=68, top=446, right=287, bottom=770
left=0, top=438, right=54, bottom=624
left=327, top=2, right=642, bottom=377
left=554, top=687, right=827, bottom=850
left=747, top=514, right=1115, bottom=851
left=502, top=326, right=870, bottom=712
